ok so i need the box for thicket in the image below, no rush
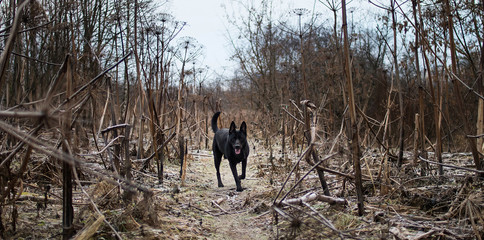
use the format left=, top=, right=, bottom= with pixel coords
left=0, top=0, right=482, bottom=238
left=226, top=0, right=484, bottom=154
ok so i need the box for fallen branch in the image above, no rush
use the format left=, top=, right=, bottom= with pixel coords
left=282, top=192, right=346, bottom=206
left=211, top=199, right=228, bottom=214
left=273, top=145, right=313, bottom=204
left=466, top=133, right=484, bottom=138
left=73, top=214, right=105, bottom=240
left=0, top=111, right=47, bottom=119
left=412, top=229, right=439, bottom=240
left=17, top=194, right=60, bottom=204
left=419, top=156, right=484, bottom=174
left=72, top=162, right=122, bottom=239
left=301, top=201, right=345, bottom=238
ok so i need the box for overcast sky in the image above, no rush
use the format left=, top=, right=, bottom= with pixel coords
left=168, top=0, right=230, bottom=75
left=166, top=0, right=377, bottom=77
left=166, top=1, right=326, bottom=74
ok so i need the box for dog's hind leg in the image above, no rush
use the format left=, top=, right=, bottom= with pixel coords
left=214, top=153, right=224, bottom=187
left=229, top=162, right=243, bottom=192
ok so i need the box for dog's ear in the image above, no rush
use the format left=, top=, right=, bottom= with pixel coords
left=240, top=121, right=247, bottom=135
left=229, top=121, right=236, bottom=134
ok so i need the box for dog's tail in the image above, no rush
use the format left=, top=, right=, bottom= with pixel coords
left=211, top=112, right=221, bottom=133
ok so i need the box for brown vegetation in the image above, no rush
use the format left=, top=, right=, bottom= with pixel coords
left=0, top=0, right=482, bottom=239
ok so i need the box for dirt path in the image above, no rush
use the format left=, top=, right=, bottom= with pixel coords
left=150, top=149, right=274, bottom=239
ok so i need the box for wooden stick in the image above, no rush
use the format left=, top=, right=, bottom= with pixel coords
left=0, top=111, right=47, bottom=118
left=73, top=214, right=105, bottom=240
left=282, top=192, right=346, bottom=206
left=211, top=200, right=228, bottom=214
left=418, top=156, right=484, bottom=174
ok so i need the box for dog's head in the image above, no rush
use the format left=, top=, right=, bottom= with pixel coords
left=228, top=121, right=247, bottom=155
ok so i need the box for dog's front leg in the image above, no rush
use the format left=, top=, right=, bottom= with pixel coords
left=239, top=158, right=247, bottom=180
left=229, top=162, right=243, bottom=192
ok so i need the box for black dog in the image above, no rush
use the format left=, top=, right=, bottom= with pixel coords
left=211, top=112, right=249, bottom=192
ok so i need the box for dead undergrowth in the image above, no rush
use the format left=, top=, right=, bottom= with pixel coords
left=1, top=132, right=482, bottom=239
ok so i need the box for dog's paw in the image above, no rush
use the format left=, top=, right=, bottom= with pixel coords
left=236, top=187, right=244, bottom=192
left=238, top=175, right=245, bottom=180
left=218, top=183, right=224, bottom=187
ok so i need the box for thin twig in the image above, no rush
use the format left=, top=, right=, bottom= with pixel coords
left=139, top=132, right=176, bottom=162
left=211, top=200, right=229, bottom=214
left=72, top=159, right=122, bottom=239
left=8, top=50, right=62, bottom=66
left=79, top=135, right=125, bottom=156
left=281, top=107, right=305, bottom=125
left=100, top=123, right=130, bottom=134
left=0, top=123, right=43, bottom=169
left=466, top=133, right=484, bottom=138
left=277, top=152, right=337, bottom=205
left=273, top=145, right=313, bottom=205
left=418, top=156, right=484, bottom=174
left=0, top=20, right=53, bottom=37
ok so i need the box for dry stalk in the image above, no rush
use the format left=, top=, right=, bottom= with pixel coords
left=276, top=153, right=337, bottom=205
left=0, top=0, right=32, bottom=89
left=80, top=135, right=125, bottom=156
left=71, top=163, right=121, bottom=239
left=418, top=156, right=484, bottom=174
left=273, top=145, right=312, bottom=204
left=0, top=119, right=152, bottom=194
left=342, top=0, right=364, bottom=215
left=0, top=123, right=43, bottom=169
left=55, top=51, right=133, bottom=113
left=139, top=132, right=175, bottom=162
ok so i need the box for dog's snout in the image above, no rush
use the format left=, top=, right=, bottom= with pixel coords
left=234, top=140, right=242, bottom=149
